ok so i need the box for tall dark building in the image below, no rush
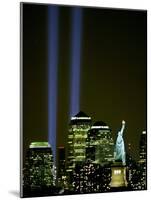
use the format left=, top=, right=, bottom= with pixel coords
left=139, top=131, right=147, bottom=164
left=126, top=143, right=140, bottom=190
left=57, top=146, right=65, bottom=177
left=126, top=131, right=147, bottom=191
left=66, top=111, right=92, bottom=173
left=138, top=131, right=147, bottom=189
left=57, top=146, right=68, bottom=189
left=126, top=143, right=134, bottom=185
left=23, top=142, right=55, bottom=190
left=86, top=121, right=114, bottom=165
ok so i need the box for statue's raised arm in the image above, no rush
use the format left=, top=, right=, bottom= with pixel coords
left=120, top=120, right=125, bottom=136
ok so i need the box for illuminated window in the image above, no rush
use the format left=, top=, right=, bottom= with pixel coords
left=114, top=169, right=121, bottom=175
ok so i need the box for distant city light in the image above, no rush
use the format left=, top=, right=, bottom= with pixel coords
left=30, top=142, right=50, bottom=148
left=91, top=125, right=109, bottom=129
left=71, top=116, right=91, bottom=120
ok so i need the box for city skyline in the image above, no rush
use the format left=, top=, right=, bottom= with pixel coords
left=22, top=123, right=147, bottom=197
left=21, top=3, right=147, bottom=197
left=24, top=110, right=146, bottom=162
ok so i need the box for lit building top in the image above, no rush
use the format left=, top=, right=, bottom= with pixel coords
left=70, top=111, right=92, bottom=124
left=71, top=116, right=91, bottom=120
left=86, top=121, right=114, bottom=164
left=91, top=121, right=110, bottom=130
left=29, top=142, right=51, bottom=148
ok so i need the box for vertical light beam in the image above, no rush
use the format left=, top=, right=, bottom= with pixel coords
left=48, top=6, right=59, bottom=162
left=70, top=8, right=83, bottom=117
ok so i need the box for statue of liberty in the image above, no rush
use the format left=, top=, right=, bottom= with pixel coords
left=114, top=120, right=126, bottom=165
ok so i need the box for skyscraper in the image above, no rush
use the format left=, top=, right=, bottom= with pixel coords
left=126, top=143, right=134, bottom=186
left=57, top=146, right=65, bottom=178
left=139, top=131, right=147, bottom=164
left=23, top=142, right=55, bottom=191
left=138, top=131, right=147, bottom=189
left=66, top=111, right=92, bottom=173
left=86, top=121, right=114, bottom=165
left=57, top=146, right=68, bottom=189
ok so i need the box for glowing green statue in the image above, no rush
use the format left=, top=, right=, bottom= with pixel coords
left=114, top=120, right=126, bottom=164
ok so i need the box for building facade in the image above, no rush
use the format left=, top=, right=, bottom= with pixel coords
left=23, top=142, right=55, bottom=190
left=138, top=131, right=147, bottom=189
left=57, top=146, right=68, bottom=190
left=86, top=121, right=114, bottom=165
left=72, top=161, right=111, bottom=194
left=66, top=111, right=92, bottom=173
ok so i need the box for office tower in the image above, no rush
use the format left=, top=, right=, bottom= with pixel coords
left=139, top=131, right=147, bottom=165
left=138, top=131, right=147, bottom=189
left=125, top=143, right=140, bottom=190
left=126, top=143, right=134, bottom=185
left=86, top=121, right=114, bottom=164
left=66, top=111, right=92, bottom=173
left=23, top=142, right=55, bottom=190
left=57, top=146, right=68, bottom=189
left=57, top=146, right=65, bottom=178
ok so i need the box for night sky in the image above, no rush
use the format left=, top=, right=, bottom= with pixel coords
left=22, top=3, right=147, bottom=163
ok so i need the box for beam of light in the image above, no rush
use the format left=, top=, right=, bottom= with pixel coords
left=48, top=6, right=59, bottom=162
left=69, top=7, right=83, bottom=118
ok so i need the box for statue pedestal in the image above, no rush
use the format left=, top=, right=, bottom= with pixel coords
left=110, top=161, right=128, bottom=190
